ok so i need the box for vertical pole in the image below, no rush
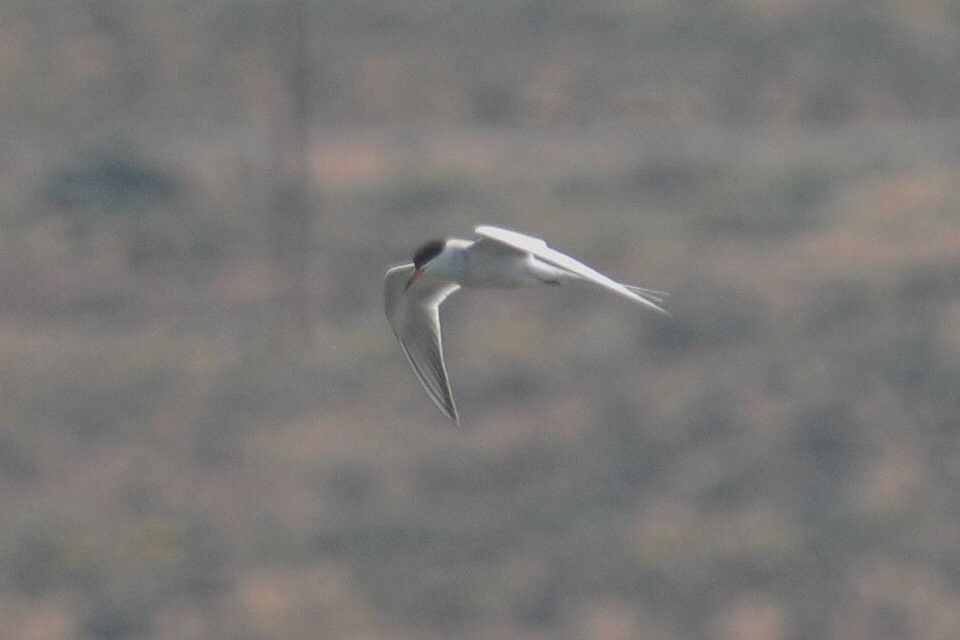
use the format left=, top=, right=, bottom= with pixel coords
left=272, top=0, right=315, bottom=349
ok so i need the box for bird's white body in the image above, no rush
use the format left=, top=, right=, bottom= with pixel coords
left=417, top=238, right=575, bottom=289
left=384, top=225, right=668, bottom=422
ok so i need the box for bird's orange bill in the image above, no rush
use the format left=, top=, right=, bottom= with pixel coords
left=405, top=267, right=424, bottom=290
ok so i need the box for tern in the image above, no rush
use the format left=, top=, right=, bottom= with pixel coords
left=384, top=225, right=669, bottom=422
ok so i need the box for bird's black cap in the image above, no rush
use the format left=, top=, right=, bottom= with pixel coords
left=412, top=239, right=446, bottom=269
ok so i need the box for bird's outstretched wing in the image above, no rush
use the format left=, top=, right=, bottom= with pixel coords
left=384, top=264, right=461, bottom=422
left=474, top=225, right=669, bottom=315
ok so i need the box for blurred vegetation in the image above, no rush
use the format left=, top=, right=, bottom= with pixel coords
left=1, top=1, right=960, bottom=639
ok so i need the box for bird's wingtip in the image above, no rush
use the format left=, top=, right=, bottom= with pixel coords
left=446, top=405, right=461, bottom=424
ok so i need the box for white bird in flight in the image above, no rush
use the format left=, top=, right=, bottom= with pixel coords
left=384, top=225, right=669, bottom=423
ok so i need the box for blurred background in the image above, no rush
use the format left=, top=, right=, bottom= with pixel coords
left=2, top=1, right=960, bottom=639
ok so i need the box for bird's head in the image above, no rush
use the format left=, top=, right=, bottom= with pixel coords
left=405, top=239, right=446, bottom=290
